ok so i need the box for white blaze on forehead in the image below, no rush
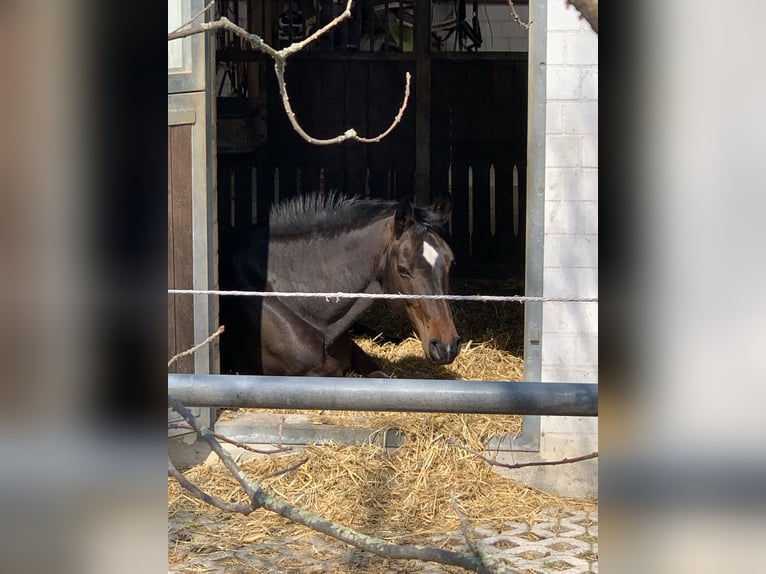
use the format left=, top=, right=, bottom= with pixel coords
left=422, top=240, right=439, bottom=267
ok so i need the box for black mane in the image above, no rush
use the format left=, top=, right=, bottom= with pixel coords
left=267, top=192, right=448, bottom=238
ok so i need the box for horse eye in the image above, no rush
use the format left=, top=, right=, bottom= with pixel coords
left=397, top=265, right=413, bottom=278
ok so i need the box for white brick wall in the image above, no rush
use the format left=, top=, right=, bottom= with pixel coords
left=495, top=1, right=599, bottom=499
left=544, top=0, right=599, bottom=385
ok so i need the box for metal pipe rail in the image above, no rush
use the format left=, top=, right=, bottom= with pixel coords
left=168, top=374, right=598, bottom=416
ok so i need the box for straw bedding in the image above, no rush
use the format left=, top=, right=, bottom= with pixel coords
left=169, top=279, right=596, bottom=569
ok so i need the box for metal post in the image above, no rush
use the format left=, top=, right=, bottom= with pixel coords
left=414, top=0, right=432, bottom=204
left=168, top=374, right=598, bottom=416
left=521, top=0, right=548, bottom=446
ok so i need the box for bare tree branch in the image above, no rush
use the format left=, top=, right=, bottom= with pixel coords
left=449, top=439, right=598, bottom=470
left=169, top=394, right=506, bottom=572
left=567, top=0, right=598, bottom=34
left=168, top=325, right=224, bottom=369
left=275, top=60, right=411, bottom=145
left=507, top=1, right=531, bottom=30
left=167, top=1, right=411, bottom=145
left=168, top=0, right=215, bottom=36
left=169, top=456, right=254, bottom=514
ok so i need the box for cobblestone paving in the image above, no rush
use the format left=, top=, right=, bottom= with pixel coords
left=168, top=507, right=598, bottom=573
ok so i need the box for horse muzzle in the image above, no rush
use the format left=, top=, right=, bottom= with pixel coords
left=428, top=337, right=461, bottom=365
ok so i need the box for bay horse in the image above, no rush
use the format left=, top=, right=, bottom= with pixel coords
left=219, top=192, right=461, bottom=377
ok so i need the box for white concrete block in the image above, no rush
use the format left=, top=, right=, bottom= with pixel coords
left=562, top=102, right=599, bottom=134
left=566, top=33, right=599, bottom=65
left=545, top=167, right=565, bottom=200
left=546, top=135, right=581, bottom=167
left=500, top=20, right=529, bottom=40
left=576, top=267, right=599, bottom=298
left=542, top=415, right=598, bottom=436
left=483, top=4, right=506, bottom=20
left=576, top=200, right=598, bottom=234
left=546, top=101, right=564, bottom=135
left=546, top=67, right=584, bottom=100
left=495, top=454, right=598, bottom=498
left=580, top=68, right=599, bottom=100
left=546, top=32, right=567, bottom=65
left=539, top=366, right=597, bottom=382
left=546, top=199, right=598, bottom=234
left=542, top=333, right=599, bottom=366
left=560, top=234, right=597, bottom=267
left=509, top=37, right=529, bottom=52
left=543, top=234, right=563, bottom=267
left=487, top=37, right=512, bottom=52
left=542, top=301, right=598, bottom=334
left=548, top=2, right=587, bottom=31
left=565, top=168, right=598, bottom=201
left=582, top=134, right=598, bottom=167
left=546, top=199, right=577, bottom=234
left=543, top=266, right=580, bottom=298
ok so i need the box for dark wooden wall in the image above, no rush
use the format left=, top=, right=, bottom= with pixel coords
left=217, top=53, right=527, bottom=278
left=168, top=125, right=195, bottom=374
left=431, top=56, right=528, bottom=275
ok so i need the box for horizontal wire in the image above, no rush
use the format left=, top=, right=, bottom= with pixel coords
left=168, top=288, right=597, bottom=303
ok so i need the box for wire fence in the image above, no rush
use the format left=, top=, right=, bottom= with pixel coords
left=168, top=288, right=598, bottom=303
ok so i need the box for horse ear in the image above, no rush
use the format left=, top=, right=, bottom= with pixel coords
left=394, top=199, right=413, bottom=237
left=430, top=194, right=453, bottom=224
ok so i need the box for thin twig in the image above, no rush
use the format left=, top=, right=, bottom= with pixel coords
left=257, top=457, right=309, bottom=484
left=168, top=324, right=225, bottom=369
left=168, top=456, right=254, bottom=514
left=275, top=61, right=411, bottom=145
left=167, top=2, right=411, bottom=146
left=278, top=0, right=354, bottom=57
left=168, top=395, right=492, bottom=571
left=168, top=422, right=291, bottom=455
left=451, top=488, right=519, bottom=574
left=450, top=439, right=598, bottom=470
left=169, top=394, right=260, bottom=500
left=507, top=0, right=531, bottom=30
left=168, top=0, right=215, bottom=36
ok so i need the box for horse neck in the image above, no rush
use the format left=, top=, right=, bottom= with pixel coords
left=269, top=216, right=392, bottom=294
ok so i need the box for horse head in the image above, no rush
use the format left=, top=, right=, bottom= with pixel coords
left=382, top=195, right=461, bottom=365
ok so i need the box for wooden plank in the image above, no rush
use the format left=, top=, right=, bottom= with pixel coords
left=511, top=60, right=529, bottom=159
left=413, top=0, right=431, bottom=204
left=280, top=162, right=299, bottom=201
left=471, top=159, right=492, bottom=264
left=513, top=160, right=527, bottom=274
left=469, top=60, right=494, bottom=147
left=366, top=60, right=392, bottom=198
left=367, top=169, right=388, bottom=199
left=493, top=162, right=515, bottom=268
left=234, top=158, right=252, bottom=227
left=296, top=62, right=322, bottom=193
left=429, top=60, right=451, bottom=200
left=255, top=151, right=275, bottom=224
left=320, top=60, right=345, bottom=192
left=169, top=124, right=195, bottom=374
left=168, top=127, right=176, bottom=363
left=450, top=156, right=470, bottom=264
left=216, top=156, right=232, bottom=227
left=344, top=60, right=368, bottom=195
left=491, top=59, right=514, bottom=148
left=389, top=61, right=416, bottom=200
